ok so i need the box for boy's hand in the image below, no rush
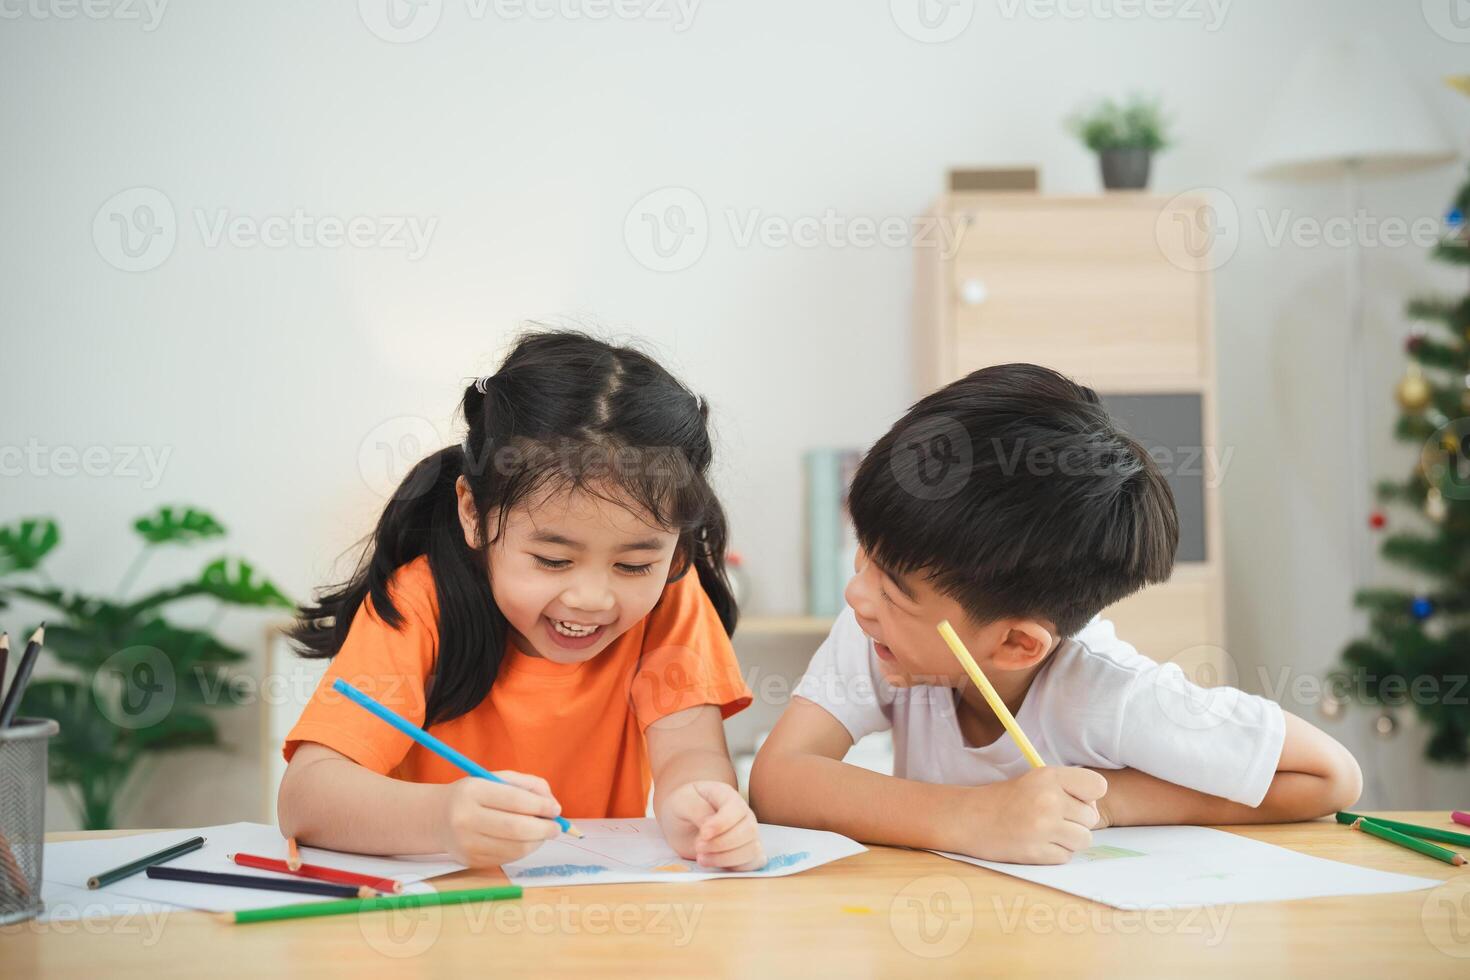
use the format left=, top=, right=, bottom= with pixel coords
left=950, top=767, right=1107, bottom=865
left=661, top=781, right=767, bottom=871
left=433, top=771, right=564, bottom=868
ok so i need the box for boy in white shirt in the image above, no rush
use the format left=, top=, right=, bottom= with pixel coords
left=750, top=364, right=1362, bottom=864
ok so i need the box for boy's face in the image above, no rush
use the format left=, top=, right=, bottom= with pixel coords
left=844, top=548, right=1053, bottom=687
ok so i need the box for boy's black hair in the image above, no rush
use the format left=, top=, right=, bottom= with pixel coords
left=848, top=363, right=1178, bottom=637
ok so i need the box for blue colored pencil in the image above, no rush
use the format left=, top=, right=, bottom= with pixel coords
left=330, top=678, right=578, bottom=837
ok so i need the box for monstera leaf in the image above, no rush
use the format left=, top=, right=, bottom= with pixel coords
left=127, top=556, right=293, bottom=616
left=132, top=506, right=226, bottom=545
left=196, top=557, right=292, bottom=608
left=0, top=518, right=60, bottom=576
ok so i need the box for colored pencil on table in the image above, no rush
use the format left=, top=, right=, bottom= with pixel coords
left=218, top=884, right=523, bottom=925
left=1453, top=810, right=1470, bottom=829
left=330, top=678, right=581, bottom=837
left=936, top=620, right=1045, bottom=768
left=0, top=624, right=44, bottom=728
left=88, top=835, right=206, bottom=889
left=0, top=632, right=9, bottom=704
left=1336, top=811, right=1470, bottom=849
left=0, top=827, right=31, bottom=900
left=146, top=865, right=372, bottom=898
left=229, top=852, right=403, bottom=894
left=285, top=836, right=301, bottom=871
left=1351, top=818, right=1467, bottom=866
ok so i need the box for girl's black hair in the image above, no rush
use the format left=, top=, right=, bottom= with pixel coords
left=290, top=330, right=737, bottom=727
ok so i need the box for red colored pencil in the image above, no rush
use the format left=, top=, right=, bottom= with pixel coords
left=229, top=852, right=403, bottom=895
left=1453, top=811, right=1470, bottom=828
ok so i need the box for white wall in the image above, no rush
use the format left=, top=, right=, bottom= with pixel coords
left=4, top=1, right=1468, bottom=829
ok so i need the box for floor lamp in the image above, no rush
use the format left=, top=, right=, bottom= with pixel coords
left=1250, top=34, right=1454, bottom=596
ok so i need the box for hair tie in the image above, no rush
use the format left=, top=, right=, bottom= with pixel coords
left=473, top=375, right=493, bottom=394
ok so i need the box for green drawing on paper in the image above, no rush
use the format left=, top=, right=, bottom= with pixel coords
left=1077, top=844, right=1146, bottom=862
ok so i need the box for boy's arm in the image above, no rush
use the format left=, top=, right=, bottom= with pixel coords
left=749, top=698, right=959, bottom=849
left=750, top=697, right=1107, bottom=863
left=1095, top=710, right=1363, bottom=827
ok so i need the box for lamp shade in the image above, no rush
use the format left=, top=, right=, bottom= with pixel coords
left=1250, top=34, right=1455, bottom=181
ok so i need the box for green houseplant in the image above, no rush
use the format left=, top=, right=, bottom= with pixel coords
left=1067, top=94, right=1171, bottom=190
left=0, top=508, right=292, bottom=829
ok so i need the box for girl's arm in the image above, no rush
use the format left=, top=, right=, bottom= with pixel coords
left=279, top=741, right=564, bottom=867
left=645, top=705, right=766, bottom=871
left=1095, top=710, right=1364, bottom=827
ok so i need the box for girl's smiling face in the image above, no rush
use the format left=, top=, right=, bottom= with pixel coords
left=458, top=478, right=681, bottom=664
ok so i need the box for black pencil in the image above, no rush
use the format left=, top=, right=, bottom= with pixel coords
left=0, top=632, right=9, bottom=706
left=88, top=835, right=206, bottom=889
left=144, top=865, right=367, bottom=899
left=0, top=624, right=43, bottom=728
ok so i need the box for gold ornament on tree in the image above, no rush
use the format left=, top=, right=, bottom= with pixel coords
left=1395, top=364, right=1432, bottom=413
left=1426, top=485, right=1448, bottom=522
left=1374, top=711, right=1398, bottom=739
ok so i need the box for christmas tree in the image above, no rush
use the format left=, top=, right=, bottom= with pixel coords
left=1338, top=161, right=1470, bottom=764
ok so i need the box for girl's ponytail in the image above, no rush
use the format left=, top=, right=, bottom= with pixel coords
left=688, top=510, right=738, bottom=639
left=290, top=444, right=508, bottom=727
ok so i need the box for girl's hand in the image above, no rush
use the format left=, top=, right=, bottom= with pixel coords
left=434, top=771, right=564, bottom=868
left=662, top=781, right=766, bottom=871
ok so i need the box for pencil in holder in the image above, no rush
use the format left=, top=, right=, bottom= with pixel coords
left=0, top=718, right=60, bottom=926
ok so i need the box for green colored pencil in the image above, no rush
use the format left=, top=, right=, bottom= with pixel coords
left=220, top=884, right=523, bottom=925
left=1351, top=818, right=1467, bottom=866
left=1336, top=811, right=1470, bottom=849
left=88, top=835, right=206, bottom=889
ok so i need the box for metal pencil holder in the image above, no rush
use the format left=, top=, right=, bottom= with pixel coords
left=0, top=718, right=59, bottom=926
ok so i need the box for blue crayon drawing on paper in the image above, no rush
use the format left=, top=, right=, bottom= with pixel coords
left=518, top=864, right=609, bottom=878
left=757, top=851, right=810, bottom=872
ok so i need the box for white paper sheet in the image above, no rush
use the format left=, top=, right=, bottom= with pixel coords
left=933, top=825, right=1442, bottom=909
left=36, top=880, right=185, bottom=923
left=503, top=818, right=865, bottom=887
left=41, top=821, right=466, bottom=914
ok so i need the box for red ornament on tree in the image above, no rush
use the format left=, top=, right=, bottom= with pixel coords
left=1369, top=510, right=1387, bottom=530
left=1406, top=333, right=1426, bottom=354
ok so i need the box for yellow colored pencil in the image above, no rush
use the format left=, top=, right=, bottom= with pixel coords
left=937, top=620, right=1045, bottom=768
left=286, top=836, right=301, bottom=871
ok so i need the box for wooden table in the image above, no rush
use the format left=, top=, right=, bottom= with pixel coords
left=4, top=812, right=1469, bottom=978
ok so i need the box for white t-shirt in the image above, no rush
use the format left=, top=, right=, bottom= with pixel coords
left=793, top=607, right=1286, bottom=807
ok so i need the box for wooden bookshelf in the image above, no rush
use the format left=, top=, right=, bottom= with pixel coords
left=735, top=615, right=836, bottom=637
left=914, top=192, right=1226, bottom=677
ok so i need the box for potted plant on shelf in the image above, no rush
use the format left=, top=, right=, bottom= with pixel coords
left=1067, top=94, right=1170, bottom=190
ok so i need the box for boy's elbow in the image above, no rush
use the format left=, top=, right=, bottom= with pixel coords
left=1324, top=749, right=1364, bottom=814
left=1292, top=743, right=1363, bottom=818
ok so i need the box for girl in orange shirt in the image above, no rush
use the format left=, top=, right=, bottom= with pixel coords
left=278, top=331, right=763, bottom=871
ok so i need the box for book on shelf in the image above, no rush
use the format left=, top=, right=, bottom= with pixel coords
left=804, top=448, right=861, bottom=617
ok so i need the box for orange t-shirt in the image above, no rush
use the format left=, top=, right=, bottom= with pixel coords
left=283, top=555, right=752, bottom=818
